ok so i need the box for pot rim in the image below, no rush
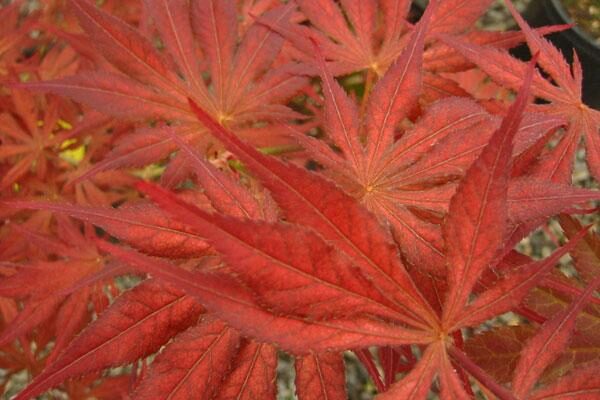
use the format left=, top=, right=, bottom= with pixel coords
left=549, top=0, right=600, bottom=51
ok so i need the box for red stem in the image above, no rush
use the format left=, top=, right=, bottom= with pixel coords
left=354, top=348, right=386, bottom=393
left=379, top=347, right=397, bottom=387
left=451, top=331, right=474, bottom=397
left=398, top=345, right=416, bottom=365
left=515, top=305, right=546, bottom=324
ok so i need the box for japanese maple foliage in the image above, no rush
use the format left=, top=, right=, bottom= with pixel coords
left=1, top=0, right=599, bottom=399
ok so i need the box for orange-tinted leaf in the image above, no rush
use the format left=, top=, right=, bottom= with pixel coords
left=444, top=6, right=600, bottom=183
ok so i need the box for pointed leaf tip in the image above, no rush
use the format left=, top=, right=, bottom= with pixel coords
left=442, top=52, right=539, bottom=323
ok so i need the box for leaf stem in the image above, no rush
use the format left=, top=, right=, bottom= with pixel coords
left=354, top=348, right=386, bottom=393
left=515, top=305, right=546, bottom=324
left=448, top=345, right=517, bottom=400
left=451, top=331, right=474, bottom=397
left=360, top=68, right=375, bottom=117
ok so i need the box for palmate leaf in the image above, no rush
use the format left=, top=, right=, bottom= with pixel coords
left=374, top=51, right=591, bottom=400
left=21, top=0, right=306, bottom=181
left=0, top=91, right=83, bottom=190
left=291, top=5, right=578, bottom=276
left=273, top=0, right=496, bottom=76
left=183, top=43, right=597, bottom=397
left=183, top=1, right=440, bottom=325
left=272, top=0, right=546, bottom=106
left=312, top=92, right=563, bottom=273
left=269, top=0, right=398, bottom=75
left=0, top=217, right=121, bottom=358
left=188, top=99, right=437, bottom=328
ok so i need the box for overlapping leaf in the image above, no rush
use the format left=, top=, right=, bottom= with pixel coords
left=22, top=0, right=307, bottom=180
left=2, top=0, right=599, bottom=399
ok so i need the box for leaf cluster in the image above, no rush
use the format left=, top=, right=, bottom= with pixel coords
left=0, top=0, right=599, bottom=399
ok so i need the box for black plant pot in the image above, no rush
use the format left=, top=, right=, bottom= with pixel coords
left=520, top=0, right=600, bottom=108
